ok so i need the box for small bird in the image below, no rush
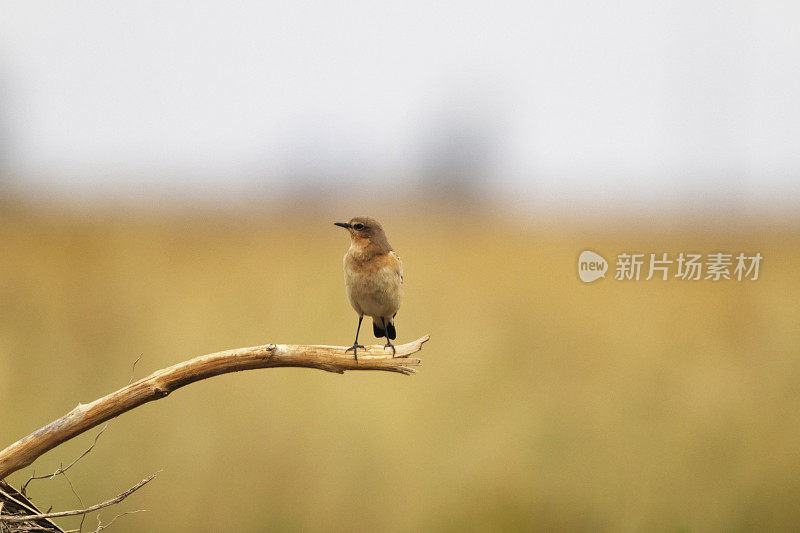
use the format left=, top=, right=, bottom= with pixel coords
left=334, top=217, right=403, bottom=361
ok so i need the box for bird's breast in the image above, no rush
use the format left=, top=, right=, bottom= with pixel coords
left=343, top=251, right=403, bottom=317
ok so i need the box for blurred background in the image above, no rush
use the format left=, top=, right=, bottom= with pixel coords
left=1, top=1, right=799, bottom=531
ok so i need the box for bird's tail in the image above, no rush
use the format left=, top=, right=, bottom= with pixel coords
left=372, top=317, right=396, bottom=340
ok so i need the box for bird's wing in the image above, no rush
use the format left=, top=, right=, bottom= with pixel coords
left=390, top=251, right=403, bottom=284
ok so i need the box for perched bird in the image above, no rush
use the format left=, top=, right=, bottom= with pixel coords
left=334, top=217, right=403, bottom=361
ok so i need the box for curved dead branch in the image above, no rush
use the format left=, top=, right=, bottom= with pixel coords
left=0, top=335, right=429, bottom=480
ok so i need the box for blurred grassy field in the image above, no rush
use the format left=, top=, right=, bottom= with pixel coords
left=1, top=202, right=799, bottom=531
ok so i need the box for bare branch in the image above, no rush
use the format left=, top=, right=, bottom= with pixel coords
left=0, top=336, right=428, bottom=480
left=0, top=473, right=158, bottom=524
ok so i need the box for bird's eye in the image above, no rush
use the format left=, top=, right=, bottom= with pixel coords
left=353, top=223, right=365, bottom=231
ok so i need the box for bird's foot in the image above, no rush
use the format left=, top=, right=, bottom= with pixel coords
left=345, top=343, right=366, bottom=362
left=384, top=341, right=396, bottom=357
left=344, top=344, right=365, bottom=352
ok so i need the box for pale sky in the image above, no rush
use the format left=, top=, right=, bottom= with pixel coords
left=0, top=1, right=798, bottom=206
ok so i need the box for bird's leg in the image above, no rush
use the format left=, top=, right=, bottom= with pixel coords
left=384, top=340, right=396, bottom=357
left=382, top=317, right=396, bottom=357
left=344, top=315, right=365, bottom=362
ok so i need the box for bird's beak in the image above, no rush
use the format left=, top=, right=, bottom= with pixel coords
left=334, top=222, right=351, bottom=229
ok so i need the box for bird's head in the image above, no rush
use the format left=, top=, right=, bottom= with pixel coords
left=334, top=217, right=391, bottom=252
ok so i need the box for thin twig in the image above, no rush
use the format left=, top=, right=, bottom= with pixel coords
left=59, top=471, right=84, bottom=533
left=21, top=426, right=109, bottom=498
left=127, top=357, right=141, bottom=386
left=63, top=510, right=147, bottom=533
left=0, top=473, right=159, bottom=524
